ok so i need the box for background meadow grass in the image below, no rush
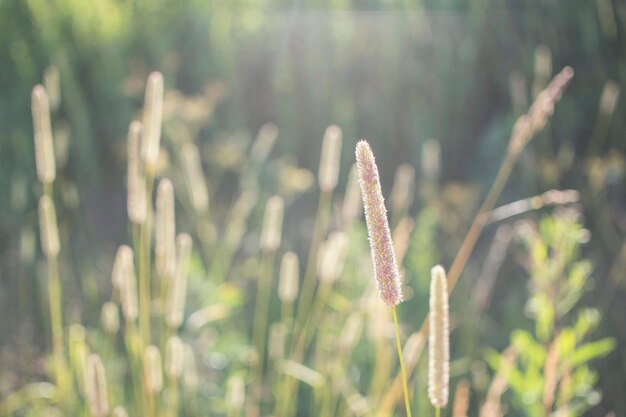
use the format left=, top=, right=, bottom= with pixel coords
left=0, top=1, right=625, bottom=416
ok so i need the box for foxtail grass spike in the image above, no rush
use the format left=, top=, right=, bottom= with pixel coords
left=141, top=72, right=164, bottom=172
left=165, top=336, right=185, bottom=380
left=278, top=251, right=299, bottom=304
left=156, top=178, right=176, bottom=279
left=85, top=354, right=110, bottom=417
left=181, top=143, right=209, bottom=213
left=166, top=233, right=193, bottom=328
left=127, top=121, right=146, bottom=225
left=319, top=125, right=343, bottom=192
left=260, top=196, right=284, bottom=252
left=32, top=85, right=56, bottom=184
left=355, top=140, right=403, bottom=306
left=38, top=195, right=60, bottom=258
left=144, top=345, right=163, bottom=393
left=101, top=302, right=120, bottom=336
left=117, top=245, right=138, bottom=322
left=429, top=265, right=450, bottom=409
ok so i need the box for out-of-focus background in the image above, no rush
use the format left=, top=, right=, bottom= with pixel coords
left=0, top=1, right=624, bottom=416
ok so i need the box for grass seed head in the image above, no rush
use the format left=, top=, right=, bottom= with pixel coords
left=155, top=178, right=176, bottom=279
left=429, top=265, right=450, bottom=408
left=355, top=140, right=403, bottom=306
left=319, top=124, right=343, bottom=192
left=181, top=142, right=210, bottom=213
left=278, top=251, right=299, bottom=304
left=141, top=72, right=164, bottom=173
left=165, top=336, right=185, bottom=380
left=260, top=196, right=284, bottom=253
left=144, top=345, right=163, bottom=393
left=85, top=354, right=110, bottom=417
left=127, top=121, right=147, bottom=224
left=166, top=233, right=193, bottom=328
left=32, top=85, right=56, bottom=184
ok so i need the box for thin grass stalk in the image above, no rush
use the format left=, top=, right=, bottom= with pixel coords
left=250, top=251, right=276, bottom=414
left=377, top=67, right=574, bottom=416
left=392, top=307, right=412, bottom=417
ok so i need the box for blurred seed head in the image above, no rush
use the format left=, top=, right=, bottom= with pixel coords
left=116, top=245, right=138, bottom=322
left=155, top=178, right=176, bottom=279
left=260, top=196, right=284, bottom=252
left=181, top=142, right=210, bottom=213
left=85, top=354, right=110, bottom=417
left=319, top=125, right=343, bottom=193
left=38, top=195, right=60, bottom=258
left=32, top=85, right=56, bottom=184
left=141, top=72, right=164, bottom=173
left=226, top=375, right=245, bottom=411
left=390, top=164, right=415, bottom=219
left=355, top=140, right=403, bottom=306
left=127, top=121, right=147, bottom=225
left=144, top=345, right=163, bottom=393
left=599, top=80, right=620, bottom=116
left=278, top=251, right=299, bottom=304
left=429, top=265, right=450, bottom=409
left=165, top=336, right=185, bottom=380
left=421, top=138, right=441, bottom=182
left=101, top=302, right=120, bottom=336
left=166, top=233, right=193, bottom=328
left=318, top=232, right=349, bottom=283
left=250, top=123, right=279, bottom=163
left=392, top=217, right=415, bottom=267
left=342, top=163, right=362, bottom=226
left=112, top=406, right=129, bottom=417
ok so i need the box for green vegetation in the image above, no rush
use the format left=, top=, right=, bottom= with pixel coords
left=0, top=1, right=624, bottom=416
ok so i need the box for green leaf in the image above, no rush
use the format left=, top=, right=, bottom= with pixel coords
left=570, top=338, right=615, bottom=368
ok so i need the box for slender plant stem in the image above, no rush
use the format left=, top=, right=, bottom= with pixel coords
left=250, top=250, right=276, bottom=412
left=392, top=306, right=412, bottom=417
left=436, top=406, right=441, bottom=417
left=276, top=280, right=333, bottom=417
left=293, top=191, right=331, bottom=333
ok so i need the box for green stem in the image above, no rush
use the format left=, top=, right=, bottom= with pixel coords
left=250, top=250, right=276, bottom=412
left=436, top=406, right=441, bottom=417
left=47, top=255, right=68, bottom=397
left=392, top=306, right=412, bottom=417
left=292, top=191, right=331, bottom=335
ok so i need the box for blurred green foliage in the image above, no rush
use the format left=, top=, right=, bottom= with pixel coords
left=1, top=0, right=625, bottom=416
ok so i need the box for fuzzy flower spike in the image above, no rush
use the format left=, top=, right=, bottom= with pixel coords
left=356, top=140, right=403, bottom=306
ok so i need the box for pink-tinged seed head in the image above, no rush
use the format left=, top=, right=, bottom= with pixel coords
left=355, top=140, right=402, bottom=306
